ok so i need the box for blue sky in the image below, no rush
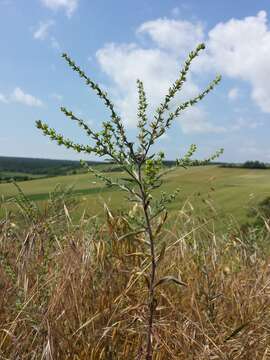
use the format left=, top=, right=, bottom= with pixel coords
left=1, top=0, right=270, bottom=162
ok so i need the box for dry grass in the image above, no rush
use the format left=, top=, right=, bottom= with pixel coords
left=1, top=197, right=270, bottom=359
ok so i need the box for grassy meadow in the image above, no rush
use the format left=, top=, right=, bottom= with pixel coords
left=1, top=164, right=270, bottom=226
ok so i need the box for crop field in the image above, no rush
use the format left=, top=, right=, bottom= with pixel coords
left=1, top=165, right=270, bottom=225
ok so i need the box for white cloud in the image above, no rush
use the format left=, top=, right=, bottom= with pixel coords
left=97, top=42, right=199, bottom=128
left=230, top=117, right=263, bottom=131
left=33, top=20, right=61, bottom=51
left=136, top=12, right=270, bottom=114
left=180, top=106, right=226, bottom=134
left=0, top=93, right=8, bottom=103
left=202, top=11, right=270, bottom=113
left=137, top=18, right=204, bottom=54
left=96, top=12, right=270, bottom=134
left=239, top=140, right=270, bottom=160
left=96, top=18, right=219, bottom=133
left=11, top=87, right=43, bottom=107
left=228, top=87, right=239, bottom=101
left=41, top=0, right=79, bottom=17
left=33, top=20, right=54, bottom=40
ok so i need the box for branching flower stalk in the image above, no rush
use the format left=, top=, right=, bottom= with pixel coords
left=36, top=43, right=223, bottom=359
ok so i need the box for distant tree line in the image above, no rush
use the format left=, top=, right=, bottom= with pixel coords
left=0, top=175, right=32, bottom=183
left=0, top=156, right=97, bottom=174
left=221, top=160, right=269, bottom=169
left=0, top=156, right=105, bottom=181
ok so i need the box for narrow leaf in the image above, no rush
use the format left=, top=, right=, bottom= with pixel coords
left=224, top=323, right=249, bottom=342
left=154, top=276, right=187, bottom=288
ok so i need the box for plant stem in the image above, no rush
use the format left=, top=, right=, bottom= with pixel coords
left=138, top=165, right=156, bottom=360
left=144, top=205, right=156, bottom=360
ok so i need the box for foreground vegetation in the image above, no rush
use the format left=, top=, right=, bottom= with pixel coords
left=1, top=192, right=270, bottom=359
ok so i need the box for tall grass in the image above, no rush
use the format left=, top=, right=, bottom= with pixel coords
left=1, top=190, right=270, bottom=359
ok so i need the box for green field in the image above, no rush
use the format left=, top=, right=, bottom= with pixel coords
left=1, top=165, right=269, bottom=225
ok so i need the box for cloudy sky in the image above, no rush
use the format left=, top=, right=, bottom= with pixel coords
left=1, top=0, right=270, bottom=162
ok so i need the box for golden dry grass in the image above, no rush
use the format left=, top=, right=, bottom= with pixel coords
left=1, top=199, right=270, bottom=359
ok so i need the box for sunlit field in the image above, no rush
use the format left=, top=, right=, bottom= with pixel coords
left=1, top=165, right=270, bottom=225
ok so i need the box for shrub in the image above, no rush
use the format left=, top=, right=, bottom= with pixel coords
left=35, top=43, right=223, bottom=358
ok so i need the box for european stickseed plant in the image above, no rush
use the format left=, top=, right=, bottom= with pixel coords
left=36, top=43, right=223, bottom=360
